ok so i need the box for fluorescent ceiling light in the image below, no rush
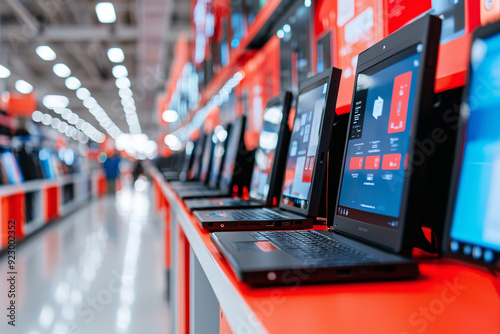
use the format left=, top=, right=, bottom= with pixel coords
left=36, top=45, right=57, bottom=61
left=0, top=65, right=11, bottom=78
left=112, top=65, right=128, bottom=78
left=76, top=87, right=91, bottom=100
left=43, top=95, right=69, bottom=109
left=162, top=109, right=179, bottom=123
left=95, top=2, right=116, bottom=23
left=115, top=77, right=130, bottom=89
left=107, top=47, right=124, bottom=63
left=65, top=77, right=81, bottom=90
left=15, top=80, right=33, bottom=94
left=83, top=97, right=97, bottom=108
left=53, top=63, right=71, bottom=78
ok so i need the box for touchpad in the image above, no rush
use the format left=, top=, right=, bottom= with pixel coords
left=232, top=241, right=280, bottom=252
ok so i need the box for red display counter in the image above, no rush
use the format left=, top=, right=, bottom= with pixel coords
left=153, top=171, right=500, bottom=334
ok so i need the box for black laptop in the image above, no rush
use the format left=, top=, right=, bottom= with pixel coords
left=176, top=116, right=246, bottom=199
left=184, top=92, right=292, bottom=211
left=195, top=67, right=342, bottom=231
left=442, top=21, right=500, bottom=273
left=170, top=130, right=215, bottom=192
left=211, top=15, right=441, bottom=286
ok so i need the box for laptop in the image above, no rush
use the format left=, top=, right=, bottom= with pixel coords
left=211, top=15, right=441, bottom=285
left=170, top=129, right=215, bottom=191
left=184, top=92, right=292, bottom=211
left=442, top=21, right=500, bottom=273
left=195, top=67, right=343, bottom=231
left=176, top=116, right=246, bottom=199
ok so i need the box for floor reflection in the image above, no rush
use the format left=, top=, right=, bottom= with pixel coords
left=0, top=180, right=169, bottom=334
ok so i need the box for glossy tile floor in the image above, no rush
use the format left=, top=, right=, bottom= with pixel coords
left=0, top=180, right=170, bottom=333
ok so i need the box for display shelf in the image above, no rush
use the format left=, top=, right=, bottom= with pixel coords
left=153, top=171, right=500, bottom=334
left=0, top=171, right=107, bottom=251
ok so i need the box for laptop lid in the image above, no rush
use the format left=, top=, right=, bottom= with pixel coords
left=180, top=139, right=196, bottom=178
left=218, top=115, right=246, bottom=191
left=208, top=123, right=232, bottom=188
left=248, top=92, right=292, bottom=205
left=279, top=67, right=341, bottom=217
left=199, top=130, right=215, bottom=184
left=334, top=15, right=441, bottom=254
left=443, top=21, right=500, bottom=272
left=190, top=131, right=206, bottom=180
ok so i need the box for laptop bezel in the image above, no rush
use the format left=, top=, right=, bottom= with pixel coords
left=208, top=123, right=232, bottom=188
left=190, top=131, right=207, bottom=180
left=333, top=15, right=441, bottom=254
left=248, top=91, right=293, bottom=206
left=442, top=20, right=500, bottom=273
left=199, top=129, right=216, bottom=184
left=218, top=115, right=246, bottom=193
left=278, top=67, right=341, bottom=217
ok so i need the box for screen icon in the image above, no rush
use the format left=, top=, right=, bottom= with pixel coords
left=373, top=96, right=384, bottom=119
left=388, top=71, right=412, bottom=133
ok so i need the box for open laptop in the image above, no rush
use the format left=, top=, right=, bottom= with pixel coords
left=184, top=92, right=292, bottom=211
left=211, top=15, right=441, bottom=285
left=171, top=129, right=215, bottom=192
left=443, top=21, right=500, bottom=273
left=195, top=67, right=342, bottom=231
left=176, top=116, right=246, bottom=199
left=174, top=125, right=230, bottom=195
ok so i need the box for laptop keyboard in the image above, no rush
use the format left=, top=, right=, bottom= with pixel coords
left=226, top=209, right=291, bottom=220
left=249, top=230, right=377, bottom=266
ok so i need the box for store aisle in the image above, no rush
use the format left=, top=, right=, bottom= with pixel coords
left=0, top=181, right=170, bottom=334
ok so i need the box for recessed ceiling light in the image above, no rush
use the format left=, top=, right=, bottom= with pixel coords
left=15, top=80, right=33, bottom=94
left=53, top=63, right=71, bottom=78
left=76, top=87, right=91, bottom=100
left=43, top=95, right=69, bottom=109
left=115, top=77, right=130, bottom=89
left=112, top=65, right=128, bottom=78
left=107, top=47, right=124, bottom=63
left=119, top=88, right=133, bottom=98
left=65, top=77, right=81, bottom=90
left=31, top=110, right=43, bottom=122
left=36, top=45, right=57, bottom=61
left=95, top=2, right=116, bottom=23
left=162, top=109, right=179, bottom=123
left=0, top=65, right=11, bottom=78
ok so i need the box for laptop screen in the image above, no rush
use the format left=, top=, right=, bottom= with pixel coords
left=337, top=44, right=422, bottom=229
left=249, top=102, right=284, bottom=201
left=209, top=126, right=229, bottom=187
left=448, top=33, right=500, bottom=264
left=199, top=132, right=214, bottom=183
left=190, top=133, right=205, bottom=180
left=219, top=116, right=244, bottom=189
left=281, top=80, right=328, bottom=209
left=181, top=140, right=195, bottom=174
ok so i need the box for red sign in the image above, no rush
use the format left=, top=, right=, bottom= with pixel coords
left=382, top=153, right=402, bottom=170
left=365, top=155, right=381, bottom=169
left=388, top=71, right=412, bottom=134
left=349, top=157, right=364, bottom=170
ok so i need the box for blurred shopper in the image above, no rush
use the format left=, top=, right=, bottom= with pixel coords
left=103, top=150, right=121, bottom=194
left=133, top=160, right=145, bottom=182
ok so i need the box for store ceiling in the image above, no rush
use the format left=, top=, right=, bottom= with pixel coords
left=0, top=0, right=191, bottom=139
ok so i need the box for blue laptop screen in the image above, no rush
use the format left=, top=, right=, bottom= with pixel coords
left=449, top=33, right=500, bottom=262
left=337, top=44, right=422, bottom=229
left=281, top=82, right=328, bottom=209
left=249, top=103, right=283, bottom=201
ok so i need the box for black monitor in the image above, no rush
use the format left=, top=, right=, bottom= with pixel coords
left=208, top=123, right=232, bottom=187
left=179, top=139, right=196, bottom=181
left=218, top=115, right=246, bottom=191
left=334, top=15, right=441, bottom=254
left=279, top=67, right=342, bottom=217
left=248, top=92, right=292, bottom=206
left=443, top=21, right=500, bottom=272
